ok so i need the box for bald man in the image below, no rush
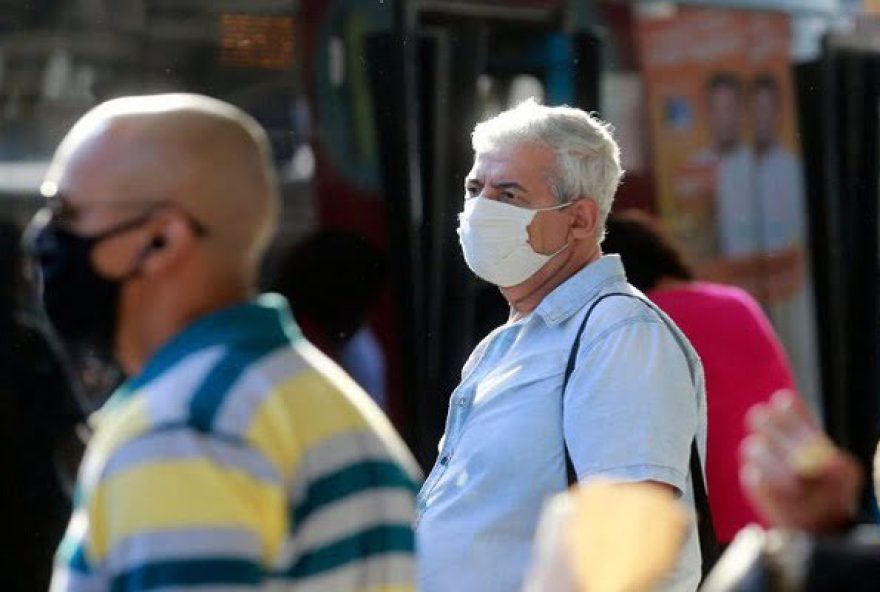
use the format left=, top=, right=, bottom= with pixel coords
left=26, top=94, right=420, bottom=592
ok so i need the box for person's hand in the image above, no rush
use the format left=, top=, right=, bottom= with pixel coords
left=739, top=390, right=864, bottom=533
left=523, top=480, right=687, bottom=592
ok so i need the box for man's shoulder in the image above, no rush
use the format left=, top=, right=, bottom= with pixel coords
left=223, top=338, right=421, bottom=484
left=93, top=337, right=419, bottom=489
left=578, top=287, right=660, bottom=336
left=575, top=286, right=701, bottom=375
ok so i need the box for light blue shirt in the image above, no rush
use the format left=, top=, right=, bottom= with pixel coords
left=416, top=255, right=707, bottom=592
left=340, top=325, right=387, bottom=409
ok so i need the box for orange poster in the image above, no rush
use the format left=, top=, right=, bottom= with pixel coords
left=636, top=7, right=820, bottom=405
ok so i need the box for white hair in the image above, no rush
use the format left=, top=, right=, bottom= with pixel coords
left=471, top=99, right=624, bottom=239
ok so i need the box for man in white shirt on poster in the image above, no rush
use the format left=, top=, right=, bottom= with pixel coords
left=686, top=72, right=757, bottom=259
left=750, top=73, right=819, bottom=408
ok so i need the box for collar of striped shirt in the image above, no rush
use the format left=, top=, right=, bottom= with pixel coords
left=107, top=293, right=301, bottom=407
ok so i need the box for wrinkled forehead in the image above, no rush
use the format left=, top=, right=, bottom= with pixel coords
left=470, top=143, right=555, bottom=175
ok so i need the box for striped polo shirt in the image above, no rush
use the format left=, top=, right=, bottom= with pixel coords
left=51, top=294, right=420, bottom=592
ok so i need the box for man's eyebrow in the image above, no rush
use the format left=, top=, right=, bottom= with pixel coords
left=463, top=178, right=529, bottom=194
left=491, top=181, right=528, bottom=193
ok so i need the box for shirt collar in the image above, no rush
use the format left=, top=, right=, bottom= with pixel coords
left=535, top=254, right=627, bottom=326
left=126, top=292, right=300, bottom=392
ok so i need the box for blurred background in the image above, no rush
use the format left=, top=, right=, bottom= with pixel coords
left=0, top=0, right=878, bottom=489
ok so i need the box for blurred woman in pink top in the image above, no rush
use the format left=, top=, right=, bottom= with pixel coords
left=603, top=210, right=796, bottom=545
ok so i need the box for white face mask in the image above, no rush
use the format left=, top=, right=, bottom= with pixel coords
left=457, top=197, right=572, bottom=287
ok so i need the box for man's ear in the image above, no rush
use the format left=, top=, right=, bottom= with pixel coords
left=140, top=213, right=197, bottom=275
left=570, top=198, right=601, bottom=240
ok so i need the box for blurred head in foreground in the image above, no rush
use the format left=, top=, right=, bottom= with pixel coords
left=26, top=93, right=280, bottom=374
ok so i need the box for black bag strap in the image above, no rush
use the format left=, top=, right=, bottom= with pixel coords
left=561, top=291, right=720, bottom=582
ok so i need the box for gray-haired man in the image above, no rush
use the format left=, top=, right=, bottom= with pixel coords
left=416, top=100, right=708, bottom=591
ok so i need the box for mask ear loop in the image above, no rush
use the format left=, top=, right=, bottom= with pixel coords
left=530, top=198, right=579, bottom=257
left=117, top=205, right=206, bottom=282
left=545, top=241, right=571, bottom=259
left=534, top=198, right=579, bottom=213
left=116, top=234, right=164, bottom=282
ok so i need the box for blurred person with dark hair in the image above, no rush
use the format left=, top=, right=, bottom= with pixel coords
left=0, top=218, right=84, bottom=591
left=273, top=230, right=388, bottom=408
left=26, top=93, right=419, bottom=592
left=603, top=210, right=796, bottom=545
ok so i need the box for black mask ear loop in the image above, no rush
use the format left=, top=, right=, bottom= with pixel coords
left=114, top=203, right=180, bottom=282
left=120, top=206, right=209, bottom=281
left=115, top=233, right=165, bottom=283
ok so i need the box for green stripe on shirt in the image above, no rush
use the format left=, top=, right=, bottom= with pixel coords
left=189, top=339, right=288, bottom=433
left=109, top=558, right=262, bottom=592
left=68, top=543, right=92, bottom=575
left=284, top=524, right=413, bottom=580
left=291, top=460, right=418, bottom=527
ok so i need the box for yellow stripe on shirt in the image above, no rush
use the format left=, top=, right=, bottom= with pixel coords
left=88, top=460, right=286, bottom=563
left=246, top=369, right=369, bottom=478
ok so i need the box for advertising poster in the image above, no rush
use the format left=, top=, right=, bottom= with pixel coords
left=635, top=7, right=820, bottom=407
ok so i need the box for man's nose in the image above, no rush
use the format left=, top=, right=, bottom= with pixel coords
left=479, top=189, right=502, bottom=202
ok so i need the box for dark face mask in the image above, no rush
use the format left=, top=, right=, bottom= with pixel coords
left=28, top=213, right=154, bottom=361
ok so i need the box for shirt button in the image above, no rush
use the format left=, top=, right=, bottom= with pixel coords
left=457, top=398, right=467, bottom=407
left=439, top=454, right=450, bottom=466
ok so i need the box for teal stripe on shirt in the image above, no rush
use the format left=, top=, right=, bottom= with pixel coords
left=284, top=524, right=413, bottom=580
left=68, top=543, right=92, bottom=575
left=126, top=294, right=299, bottom=393
left=189, top=338, right=286, bottom=433
left=291, top=460, right=418, bottom=526
left=109, top=558, right=262, bottom=592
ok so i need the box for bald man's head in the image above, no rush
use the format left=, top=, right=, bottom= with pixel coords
left=45, top=93, right=280, bottom=274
